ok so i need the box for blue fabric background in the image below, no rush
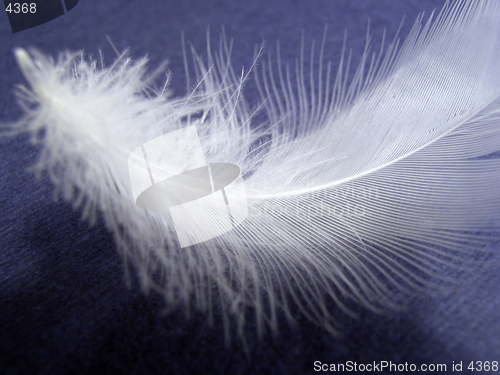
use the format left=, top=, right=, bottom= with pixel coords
left=1, top=1, right=500, bottom=374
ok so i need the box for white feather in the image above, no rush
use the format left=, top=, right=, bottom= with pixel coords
left=5, top=0, right=500, bottom=343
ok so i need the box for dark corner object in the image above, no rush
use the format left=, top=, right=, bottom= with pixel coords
left=4, top=0, right=79, bottom=33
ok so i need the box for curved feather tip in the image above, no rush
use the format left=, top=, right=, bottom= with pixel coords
left=6, top=0, right=500, bottom=344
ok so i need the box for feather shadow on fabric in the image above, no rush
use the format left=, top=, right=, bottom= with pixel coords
left=3, top=0, right=500, bottom=349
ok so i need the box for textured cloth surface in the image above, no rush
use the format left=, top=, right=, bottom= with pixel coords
left=1, top=1, right=500, bottom=374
